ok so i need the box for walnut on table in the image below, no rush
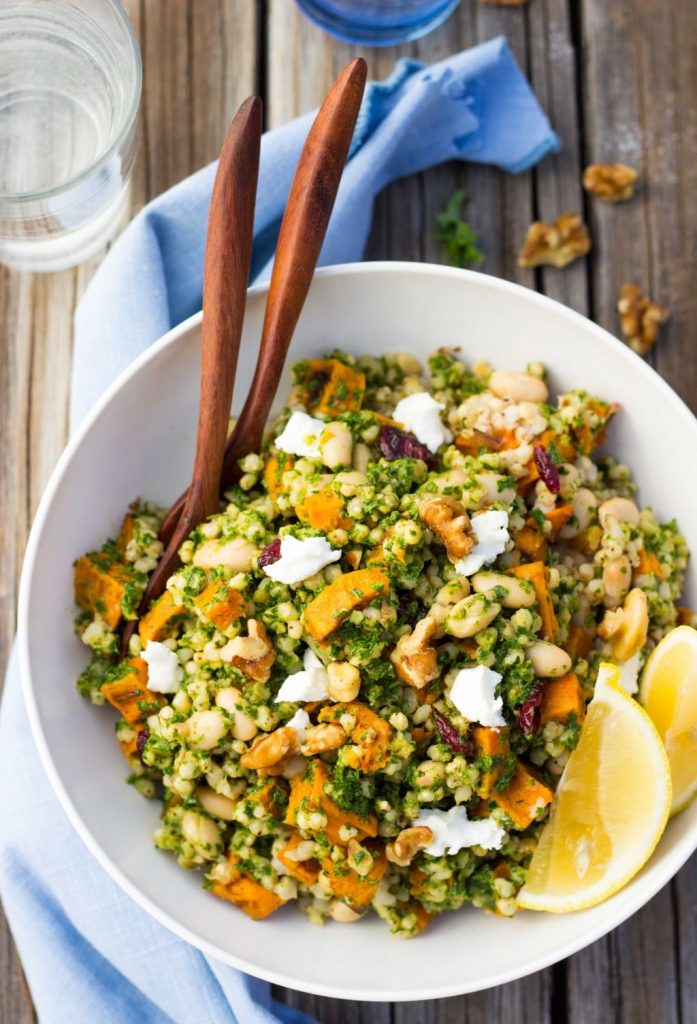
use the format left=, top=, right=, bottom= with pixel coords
left=582, top=163, right=637, bottom=203
left=517, top=214, right=591, bottom=269
left=617, top=283, right=669, bottom=356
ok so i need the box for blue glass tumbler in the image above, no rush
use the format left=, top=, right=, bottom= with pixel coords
left=295, top=0, right=461, bottom=46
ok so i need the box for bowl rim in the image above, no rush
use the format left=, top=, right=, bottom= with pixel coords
left=17, top=261, right=697, bottom=1001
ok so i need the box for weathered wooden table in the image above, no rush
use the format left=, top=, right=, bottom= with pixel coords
left=1, top=1, right=696, bottom=1020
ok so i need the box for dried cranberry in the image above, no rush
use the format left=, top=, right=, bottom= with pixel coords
left=433, top=709, right=474, bottom=757
left=137, top=728, right=149, bottom=766
left=534, top=445, right=561, bottom=494
left=258, top=538, right=282, bottom=567
left=518, top=688, right=544, bottom=736
left=378, top=425, right=437, bottom=469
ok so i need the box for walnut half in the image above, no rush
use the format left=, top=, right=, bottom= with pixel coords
left=617, top=283, right=669, bottom=356
left=220, top=619, right=276, bottom=681
left=582, top=163, right=638, bottom=203
left=419, top=496, right=474, bottom=562
left=390, top=616, right=439, bottom=690
left=517, top=214, right=591, bottom=269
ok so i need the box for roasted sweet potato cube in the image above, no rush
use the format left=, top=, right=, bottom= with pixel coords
left=193, top=581, right=246, bottom=630
left=636, top=548, right=664, bottom=580
left=277, top=832, right=321, bottom=885
left=322, top=845, right=387, bottom=909
left=264, top=452, right=294, bottom=502
left=319, top=701, right=392, bottom=774
left=566, top=625, right=594, bottom=661
left=211, top=859, right=285, bottom=920
left=539, top=673, right=585, bottom=727
left=304, top=358, right=366, bottom=417
left=493, top=761, right=553, bottom=830
left=101, top=657, right=164, bottom=724
left=516, top=525, right=547, bottom=562
left=139, top=591, right=185, bottom=644
left=296, top=488, right=351, bottom=533
left=572, top=400, right=618, bottom=455
left=472, top=726, right=511, bottom=798
left=74, top=553, right=134, bottom=630
left=285, top=759, right=378, bottom=845
left=115, top=513, right=136, bottom=560
left=116, top=721, right=146, bottom=762
left=255, top=779, right=287, bottom=820
left=511, top=562, right=560, bottom=642
left=545, top=503, right=574, bottom=538
left=304, top=568, right=390, bottom=641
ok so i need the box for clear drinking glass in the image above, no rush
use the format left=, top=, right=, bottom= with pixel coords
left=295, top=0, right=461, bottom=45
left=0, top=0, right=141, bottom=271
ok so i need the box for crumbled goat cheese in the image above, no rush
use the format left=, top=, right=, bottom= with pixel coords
left=274, top=411, right=326, bottom=459
left=285, top=709, right=311, bottom=745
left=415, top=806, right=506, bottom=855
left=617, top=650, right=643, bottom=695
left=275, top=649, right=330, bottom=703
left=392, top=392, right=451, bottom=453
left=449, top=664, right=506, bottom=729
left=263, top=534, right=340, bottom=585
left=454, top=510, right=510, bottom=576
left=142, top=640, right=183, bottom=694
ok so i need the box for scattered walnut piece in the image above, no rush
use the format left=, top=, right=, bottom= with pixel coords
left=617, top=283, right=669, bottom=356
left=220, top=619, right=276, bottom=681
left=386, top=826, right=434, bottom=866
left=598, top=588, right=648, bottom=662
left=419, top=496, right=474, bottom=562
left=582, top=163, right=638, bottom=202
left=517, top=214, right=591, bottom=269
left=390, top=616, right=439, bottom=690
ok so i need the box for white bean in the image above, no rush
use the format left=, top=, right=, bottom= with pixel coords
left=602, top=555, right=631, bottom=609
left=193, top=536, right=257, bottom=571
left=181, top=810, right=221, bottom=859
left=527, top=641, right=572, bottom=678
left=598, top=497, right=640, bottom=530
left=471, top=571, right=536, bottom=609
left=186, top=709, right=227, bottom=751
left=489, top=370, right=549, bottom=403
left=328, top=900, right=363, bottom=923
left=560, top=487, right=598, bottom=538
left=215, top=686, right=242, bottom=713
left=320, top=421, right=353, bottom=469
left=197, top=785, right=237, bottom=821
left=445, top=594, right=501, bottom=638
left=352, top=442, right=371, bottom=474
left=215, top=686, right=258, bottom=741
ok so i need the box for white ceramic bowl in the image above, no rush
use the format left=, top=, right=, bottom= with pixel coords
left=19, top=263, right=697, bottom=1001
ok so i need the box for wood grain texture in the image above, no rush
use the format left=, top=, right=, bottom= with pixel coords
left=0, top=2, right=258, bottom=1020
left=2, top=1, right=696, bottom=1022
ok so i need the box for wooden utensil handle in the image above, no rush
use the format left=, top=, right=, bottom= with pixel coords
left=122, top=96, right=262, bottom=653
left=220, top=57, right=367, bottom=484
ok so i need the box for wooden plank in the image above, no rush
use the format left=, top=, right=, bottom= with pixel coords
left=527, top=0, right=589, bottom=315
left=565, top=1, right=697, bottom=1020
left=0, top=3, right=259, bottom=1020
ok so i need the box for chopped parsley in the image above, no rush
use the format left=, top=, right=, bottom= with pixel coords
left=435, top=190, right=484, bottom=268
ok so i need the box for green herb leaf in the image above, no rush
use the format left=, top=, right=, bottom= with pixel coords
left=435, top=190, right=484, bottom=268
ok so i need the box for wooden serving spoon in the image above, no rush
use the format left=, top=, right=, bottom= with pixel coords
left=158, top=57, right=367, bottom=545
left=120, top=95, right=262, bottom=656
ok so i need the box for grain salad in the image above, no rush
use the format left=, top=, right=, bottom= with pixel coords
left=73, top=349, right=692, bottom=935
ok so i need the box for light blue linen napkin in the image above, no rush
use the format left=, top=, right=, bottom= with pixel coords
left=0, top=38, right=559, bottom=1024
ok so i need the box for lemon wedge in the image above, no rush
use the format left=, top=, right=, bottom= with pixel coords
left=517, top=662, right=671, bottom=913
left=640, top=625, right=697, bottom=814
